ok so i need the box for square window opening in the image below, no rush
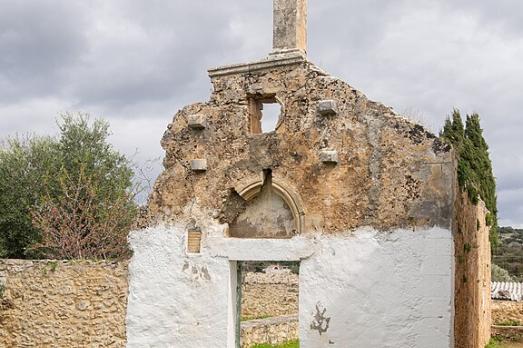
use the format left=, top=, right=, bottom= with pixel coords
left=248, top=96, right=283, bottom=134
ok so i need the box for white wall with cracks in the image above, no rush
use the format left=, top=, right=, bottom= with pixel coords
left=126, top=225, right=454, bottom=348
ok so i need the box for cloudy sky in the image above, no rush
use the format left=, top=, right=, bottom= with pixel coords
left=1, top=0, right=522, bottom=227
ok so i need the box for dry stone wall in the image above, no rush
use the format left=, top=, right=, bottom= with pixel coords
left=242, top=271, right=299, bottom=319
left=0, top=259, right=128, bottom=347
left=492, top=300, right=523, bottom=325
left=241, top=315, right=298, bottom=348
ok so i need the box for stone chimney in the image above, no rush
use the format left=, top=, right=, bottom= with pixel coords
left=272, top=0, right=307, bottom=55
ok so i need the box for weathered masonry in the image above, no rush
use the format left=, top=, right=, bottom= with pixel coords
left=126, top=0, right=491, bottom=347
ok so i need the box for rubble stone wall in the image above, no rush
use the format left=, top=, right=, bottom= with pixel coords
left=0, top=259, right=128, bottom=347
left=492, top=300, right=523, bottom=325
left=242, top=271, right=299, bottom=319
left=148, top=58, right=455, bottom=234
left=241, top=315, right=298, bottom=348
left=130, top=51, right=457, bottom=347
left=454, top=192, right=492, bottom=348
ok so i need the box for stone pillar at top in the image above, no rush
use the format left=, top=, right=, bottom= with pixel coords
left=272, top=0, right=307, bottom=55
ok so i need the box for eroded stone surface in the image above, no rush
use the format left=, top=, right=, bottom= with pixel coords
left=0, top=260, right=128, bottom=347
left=454, top=192, right=492, bottom=348
left=148, top=59, right=454, bottom=234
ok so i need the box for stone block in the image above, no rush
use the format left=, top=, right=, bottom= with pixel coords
left=191, top=159, right=207, bottom=171
left=188, top=115, right=207, bottom=130
left=317, top=100, right=338, bottom=116
left=319, top=150, right=339, bottom=164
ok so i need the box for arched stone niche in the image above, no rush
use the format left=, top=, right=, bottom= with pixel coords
left=229, top=174, right=305, bottom=239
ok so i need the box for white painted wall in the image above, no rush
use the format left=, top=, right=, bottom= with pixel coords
left=299, top=228, right=454, bottom=348
left=126, top=226, right=454, bottom=348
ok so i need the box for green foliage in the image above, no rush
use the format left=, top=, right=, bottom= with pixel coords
left=47, top=261, right=59, bottom=273
left=497, top=319, right=522, bottom=327
left=485, top=338, right=501, bottom=348
left=0, top=113, right=137, bottom=259
left=251, top=341, right=299, bottom=348
left=0, top=283, right=4, bottom=299
left=241, top=314, right=272, bottom=322
left=440, top=110, right=499, bottom=247
left=492, top=263, right=514, bottom=282
left=493, top=227, right=523, bottom=281
left=0, top=136, right=59, bottom=258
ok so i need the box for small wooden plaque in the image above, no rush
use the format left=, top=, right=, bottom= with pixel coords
left=187, top=230, right=202, bottom=254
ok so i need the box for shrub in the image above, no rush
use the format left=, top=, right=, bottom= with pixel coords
left=0, top=114, right=138, bottom=259
left=492, top=264, right=514, bottom=282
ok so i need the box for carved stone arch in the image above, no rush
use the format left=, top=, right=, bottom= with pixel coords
left=233, top=177, right=305, bottom=236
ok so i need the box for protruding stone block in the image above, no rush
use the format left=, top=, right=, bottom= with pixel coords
left=188, top=115, right=207, bottom=130
left=317, top=100, right=338, bottom=116
left=191, top=159, right=207, bottom=171
left=319, top=150, right=339, bottom=164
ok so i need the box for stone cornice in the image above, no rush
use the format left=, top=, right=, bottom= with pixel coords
left=208, top=52, right=307, bottom=78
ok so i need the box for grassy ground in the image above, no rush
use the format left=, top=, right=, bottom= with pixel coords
left=486, top=338, right=523, bottom=348
left=251, top=340, right=299, bottom=348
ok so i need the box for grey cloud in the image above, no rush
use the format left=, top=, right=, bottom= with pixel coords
left=0, top=1, right=88, bottom=102
left=0, top=0, right=522, bottom=226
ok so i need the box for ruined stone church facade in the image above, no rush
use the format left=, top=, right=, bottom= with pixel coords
left=125, top=1, right=492, bottom=347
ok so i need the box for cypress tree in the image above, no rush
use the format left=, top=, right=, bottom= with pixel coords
left=440, top=110, right=499, bottom=247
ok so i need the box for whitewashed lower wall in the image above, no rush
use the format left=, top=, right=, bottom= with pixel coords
left=126, top=225, right=454, bottom=348
left=300, top=228, right=454, bottom=348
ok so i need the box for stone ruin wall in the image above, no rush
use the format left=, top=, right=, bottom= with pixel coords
left=492, top=300, right=523, bottom=325
left=242, top=270, right=299, bottom=320
left=147, top=59, right=455, bottom=234
left=241, top=270, right=299, bottom=347
left=454, top=192, right=492, bottom=348
left=0, top=260, right=128, bottom=347
left=126, top=57, right=459, bottom=347
left=241, top=315, right=298, bottom=348
left=491, top=300, right=523, bottom=342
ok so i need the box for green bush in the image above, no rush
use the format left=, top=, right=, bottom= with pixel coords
left=497, top=319, right=522, bottom=327
left=492, top=264, right=514, bottom=282
left=0, top=114, right=137, bottom=259
left=485, top=338, right=501, bottom=348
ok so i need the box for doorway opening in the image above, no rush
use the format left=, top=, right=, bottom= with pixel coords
left=237, top=261, right=300, bottom=348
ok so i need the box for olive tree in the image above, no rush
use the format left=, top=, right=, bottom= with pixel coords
left=0, top=114, right=138, bottom=259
